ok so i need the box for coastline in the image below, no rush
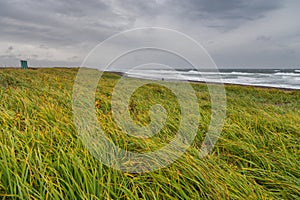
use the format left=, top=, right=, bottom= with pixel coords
left=107, top=70, right=300, bottom=92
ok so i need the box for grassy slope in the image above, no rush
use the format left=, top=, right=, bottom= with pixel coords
left=0, top=68, right=299, bottom=199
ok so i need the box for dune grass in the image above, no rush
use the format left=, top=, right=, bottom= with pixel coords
left=0, top=68, right=299, bottom=199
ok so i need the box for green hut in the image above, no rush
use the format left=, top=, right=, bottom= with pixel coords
left=20, top=60, right=28, bottom=69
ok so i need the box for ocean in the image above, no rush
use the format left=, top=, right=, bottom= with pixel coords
left=121, top=69, right=300, bottom=90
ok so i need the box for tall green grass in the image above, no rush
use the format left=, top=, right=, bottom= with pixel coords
left=0, top=68, right=299, bottom=199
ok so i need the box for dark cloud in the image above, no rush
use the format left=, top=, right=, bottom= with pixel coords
left=104, top=0, right=282, bottom=32
left=115, top=0, right=281, bottom=19
left=171, top=0, right=281, bottom=19
left=169, top=0, right=282, bottom=31
left=0, top=0, right=282, bottom=45
left=0, top=0, right=132, bottom=46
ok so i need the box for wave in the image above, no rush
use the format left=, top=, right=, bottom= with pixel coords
left=187, top=70, right=198, bottom=74
left=274, top=72, right=300, bottom=76
left=230, top=71, right=254, bottom=75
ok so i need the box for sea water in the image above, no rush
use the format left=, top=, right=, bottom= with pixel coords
left=123, top=69, right=300, bottom=90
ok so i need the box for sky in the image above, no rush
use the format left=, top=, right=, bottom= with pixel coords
left=0, top=0, right=300, bottom=69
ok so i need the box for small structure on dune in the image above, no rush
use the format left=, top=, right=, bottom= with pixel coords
left=20, top=60, right=28, bottom=69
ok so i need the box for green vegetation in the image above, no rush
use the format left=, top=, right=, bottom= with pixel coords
left=0, top=68, right=299, bottom=199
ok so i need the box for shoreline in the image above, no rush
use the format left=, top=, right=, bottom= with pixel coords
left=107, top=71, right=300, bottom=92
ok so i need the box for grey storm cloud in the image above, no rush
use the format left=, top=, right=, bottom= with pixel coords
left=115, top=0, right=281, bottom=17
left=0, top=0, right=299, bottom=68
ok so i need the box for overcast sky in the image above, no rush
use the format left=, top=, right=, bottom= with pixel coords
left=0, top=0, right=300, bottom=68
